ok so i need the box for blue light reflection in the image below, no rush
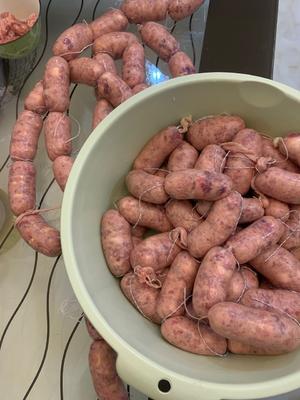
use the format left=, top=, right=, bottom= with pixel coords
left=145, top=60, right=169, bottom=86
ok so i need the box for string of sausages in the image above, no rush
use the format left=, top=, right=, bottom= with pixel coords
left=8, top=3, right=206, bottom=398
left=8, top=2, right=203, bottom=258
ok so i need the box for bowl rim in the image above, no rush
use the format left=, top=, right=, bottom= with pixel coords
left=61, top=72, right=300, bottom=400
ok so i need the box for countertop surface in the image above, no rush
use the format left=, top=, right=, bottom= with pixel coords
left=0, top=0, right=300, bottom=399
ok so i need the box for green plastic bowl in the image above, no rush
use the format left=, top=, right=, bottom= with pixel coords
left=61, top=73, right=300, bottom=400
left=0, top=0, right=40, bottom=59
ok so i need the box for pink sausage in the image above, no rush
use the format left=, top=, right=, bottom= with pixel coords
left=85, top=316, right=103, bottom=341
left=168, top=51, right=196, bottom=77
left=167, top=141, right=198, bottom=172
left=101, top=210, right=133, bottom=277
left=24, top=81, right=47, bottom=115
left=52, top=155, right=74, bottom=191
left=52, top=23, right=93, bottom=61
left=168, top=0, right=205, bottom=21
left=121, top=0, right=169, bottom=23
left=130, top=231, right=183, bottom=271
left=97, top=72, right=132, bottom=107
left=194, top=144, right=226, bottom=172
left=161, top=316, right=227, bottom=355
left=226, top=216, right=285, bottom=264
left=157, top=251, right=198, bottom=320
left=9, top=161, right=36, bottom=216
left=16, top=214, right=61, bottom=257
left=122, top=42, right=145, bottom=88
left=43, top=56, right=70, bottom=112
left=69, top=57, right=103, bottom=86
left=134, top=126, right=183, bottom=172
left=93, top=53, right=117, bottom=76
left=192, top=246, right=236, bottom=317
left=140, top=22, right=180, bottom=62
left=92, top=99, right=113, bottom=130
left=89, top=9, right=128, bottom=40
left=10, top=110, right=43, bottom=161
left=89, top=341, right=128, bottom=400
left=44, top=112, right=72, bottom=161
left=93, top=32, right=138, bottom=59
left=121, top=272, right=160, bottom=323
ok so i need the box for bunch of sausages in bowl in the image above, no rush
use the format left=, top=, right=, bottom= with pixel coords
left=61, top=71, right=300, bottom=400
left=102, top=114, right=300, bottom=354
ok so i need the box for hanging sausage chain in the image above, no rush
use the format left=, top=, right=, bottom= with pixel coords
left=8, top=1, right=203, bottom=257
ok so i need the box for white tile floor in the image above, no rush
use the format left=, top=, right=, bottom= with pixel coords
left=1, top=0, right=300, bottom=399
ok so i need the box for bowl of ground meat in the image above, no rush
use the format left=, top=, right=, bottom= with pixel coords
left=0, top=0, right=40, bottom=59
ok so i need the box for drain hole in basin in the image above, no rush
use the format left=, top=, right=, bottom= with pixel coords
left=158, top=379, right=171, bottom=393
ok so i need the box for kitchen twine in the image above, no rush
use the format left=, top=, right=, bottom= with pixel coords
left=192, top=202, right=210, bottom=220
left=251, top=172, right=265, bottom=197
left=237, top=131, right=284, bottom=160
left=187, top=204, right=206, bottom=223
left=257, top=194, right=268, bottom=209
left=194, top=115, right=216, bottom=123
left=167, top=228, right=187, bottom=262
left=163, top=199, right=204, bottom=225
left=133, top=183, right=165, bottom=228
left=133, top=266, right=162, bottom=289
left=233, top=193, right=244, bottom=236
left=197, top=321, right=229, bottom=357
left=7, top=157, right=33, bottom=167
left=221, top=142, right=257, bottom=160
left=184, top=289, right=228, bottom=357
left=273, top=136, right=289, bottom=159
left=129, top=274, right=152, bottom=322
left=249, top=297, right=300, bottom=331
left=219, top=150, right=230, bottom=172
left=264, top=134, right=292, bottom=164
left=58, top=43, right=93, bottom=58
left=230, top=251, right=241, bottom=272
left=263, top=216, right=300, bottom=263
left=161, top=292, right=193, bottom=324
left=131, top=230, right=188, bottom=288
left=223, top=156, right=276, bottom=174
left=176, top=115, right=193, bottom=133
left=282, top=209, right=300, bottom=221
left=219, top=139, right=280, bottom=174
left=259, top=134, right=291, bottom=164
left=53, top=112, right=81, bottom=144
left=220, top=142, right=259, bottom=169
left=194, top=112, right=232, bottom=124
left=234, top=267, right=253, bottom=304
left=159, top=288, right=227, bottom=357
left=14, top=206, right=61, bottom=226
